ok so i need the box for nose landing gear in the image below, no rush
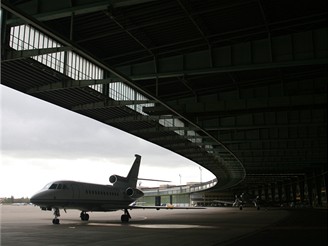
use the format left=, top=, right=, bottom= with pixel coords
left=52, top=208, right=60, bottom=224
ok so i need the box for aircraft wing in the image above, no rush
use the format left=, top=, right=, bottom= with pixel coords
left=212, top=200, right=234, bottom=205
left=128, top=205, right=205, bottom=210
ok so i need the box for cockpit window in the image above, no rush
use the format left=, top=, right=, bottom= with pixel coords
left=41, top=182, right=68, bottom=190
left=49, top=183, right=58, bottom=189
left=42, top=183, right=52, bottom=190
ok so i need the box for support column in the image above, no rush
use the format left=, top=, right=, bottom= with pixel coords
left=314, top=170, right=322, bottom=206
left=1, top=9, right=6, bottom=43
left=284, top=181, right=291, bottom=204
left=299, top=177, right=305, bottom=203
left=306, top=173, right=314, bottom=207
left=102, top=71, right=110, bottom=97
left=258, top=186, right=262, bottom=200
left=277, top=182, right=283, bottom=204
left=324, top=171, right=328, bottom=205
left=155, top=196, right=161, bottom=206
left=291, top=178, right=297, bottom=204
left=264, top=185, right=269, bottom=202
left=270, top=183, right=276, bottom=203
left=1, top=9, right=10, bottom=59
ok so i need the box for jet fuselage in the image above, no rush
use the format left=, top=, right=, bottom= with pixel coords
left=30, top=180, right=143, bottom=212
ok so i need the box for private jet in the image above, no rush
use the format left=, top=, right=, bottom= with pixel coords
left=214, top=193, right=261, bottom=210
left=30, top=154, right=200, bottom=224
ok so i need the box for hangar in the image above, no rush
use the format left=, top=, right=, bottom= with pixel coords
left=1, top=0, right=327, bottom=207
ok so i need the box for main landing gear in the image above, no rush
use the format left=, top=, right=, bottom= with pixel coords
left=121, top=209, right=131, bottom=223
left=80, top=211, right=90, bottom=221
left=52, top=208, right=60, bottom=224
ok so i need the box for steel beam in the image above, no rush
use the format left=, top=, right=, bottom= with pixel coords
left=104, top=115, right=175, bottom=124
left=27, top=78, right=115, bottom=93
left=71, top=100, right=155, bottom=111
left=6, top=0, right=160, bottom=24
left=125, top=58, right=328, bottom=80
left=3, top=46, right=72, bottom=62
left=205, top=122, right=326, bottom=131
left=222, top=137, right=326, bottom=144
left=143, top=94, right=327, bottom=115
left=114, top=28, right=328, bottom=80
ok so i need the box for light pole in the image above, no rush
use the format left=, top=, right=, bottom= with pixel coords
left=199, top=167, right=202, bottom=183
left=179, top=174, right=181, bottom=185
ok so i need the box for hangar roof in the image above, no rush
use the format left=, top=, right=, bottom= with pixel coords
left=1, top=0, right=327, bottom=192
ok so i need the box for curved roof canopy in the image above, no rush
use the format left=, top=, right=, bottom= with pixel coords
left=1, top=0, right=327, bottom=192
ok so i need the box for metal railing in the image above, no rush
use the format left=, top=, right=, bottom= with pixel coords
left=142, top=178, right=218, bottom=196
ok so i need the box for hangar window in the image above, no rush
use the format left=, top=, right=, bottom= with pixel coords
left=8, top=24, right=163, bottom=127
left=159, top=118, right=185, bottom=136
left=66, top=51, right=104, bottom=90
left=10, top=25, right=64, bottom=73
left=108, top=82, right=154, bottom=115
left=9, top=24, right=104, bottom=93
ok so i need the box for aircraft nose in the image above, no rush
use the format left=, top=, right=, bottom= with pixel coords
left=30, top=193, right=42, bottom=205
left=30, top=194, right=37, bottom=204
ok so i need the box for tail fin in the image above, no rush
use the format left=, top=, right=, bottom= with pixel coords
left=127, top=154, right=141, bottom=188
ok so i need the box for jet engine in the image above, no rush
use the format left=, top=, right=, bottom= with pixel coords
left=109, top=175, right=129, bottom=188
left=126, top=187, right=144, bottom=199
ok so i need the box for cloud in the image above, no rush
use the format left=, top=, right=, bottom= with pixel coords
left=0, top=85, right=215, bottom=197
left=0, top=86, right=195, bottom=165
left=1, top=87, right=118, bottom=158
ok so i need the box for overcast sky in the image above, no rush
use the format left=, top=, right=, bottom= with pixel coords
left=0, top=85, right=215, bottom=198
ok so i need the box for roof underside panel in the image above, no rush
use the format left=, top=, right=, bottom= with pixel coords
left=1, top=0, right=327, bottom=192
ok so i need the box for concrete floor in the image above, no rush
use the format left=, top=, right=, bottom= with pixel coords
left=1, top=205, right=327, bottom=246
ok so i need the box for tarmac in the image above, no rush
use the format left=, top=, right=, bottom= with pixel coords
left=1, top=205, right=327, bottom=246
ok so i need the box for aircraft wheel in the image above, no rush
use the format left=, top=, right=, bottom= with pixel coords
left=52, top=218, right=60, bottom=224
left=121, top=214, right=129, bottom=223
left=80, top=212, right=90, bottom=221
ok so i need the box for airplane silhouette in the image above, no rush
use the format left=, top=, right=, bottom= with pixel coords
left=30, top=154, right=201, bottom=224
